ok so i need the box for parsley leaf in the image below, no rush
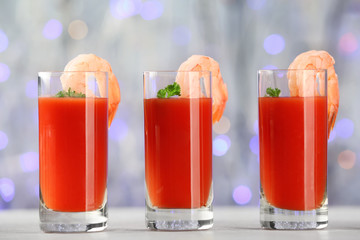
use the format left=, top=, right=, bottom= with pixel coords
left=55, top=88, right=86, bottom=98
left=157, top=82, right=181, bottom=98
left=55, top=91, right=65, bottom=97
left=157, top=89, right=167, bottom=98
left=265, top=87, right=281, bottom=97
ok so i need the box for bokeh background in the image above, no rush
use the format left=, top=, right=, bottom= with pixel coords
left=0, top=0, right=359, bottom=209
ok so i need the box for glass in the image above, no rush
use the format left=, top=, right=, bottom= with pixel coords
left=38, top=72, right=108, bottom=232
left=258, top=69, right=328, bottom=230
left=143, top=71, right=213, bottom=230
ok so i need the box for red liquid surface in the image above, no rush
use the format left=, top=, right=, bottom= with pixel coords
left=144, top=98, right=212, bottom=209
left=39, top=97, right=108, bottom=212
left=259, top=96, right=327, bottom=211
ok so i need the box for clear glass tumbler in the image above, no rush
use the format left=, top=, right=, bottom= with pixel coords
left=143, top=71, right=213, bottom=230
left=38, top=72, right=108, bottom=232
left=258, top=69, right=328, bottom=230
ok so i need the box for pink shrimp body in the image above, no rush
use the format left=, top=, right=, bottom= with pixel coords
left=288, top=50, right=339, bottom=135
left=177, top=55, right=228, bottom=124
left=61, top=54, right=121, bottom=127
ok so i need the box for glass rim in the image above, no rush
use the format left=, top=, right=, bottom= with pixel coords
left=143, top=70, right=211, bottom=74
left=38, top=71, right=108, bottom=75
left=258, top=69, right=327, bottom=73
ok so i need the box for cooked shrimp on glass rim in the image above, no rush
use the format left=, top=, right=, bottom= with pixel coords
left=287, top=50, right=339, bottom=136
left=176, top=55, right=228, bottom=124
left=60, top=53, right=121, bottom=127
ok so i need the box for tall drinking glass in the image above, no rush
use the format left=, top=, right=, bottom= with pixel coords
left=38, top=72, right=108, bottom=232
left=143, top=71, right=213, bottom=230
left=258, top=69, right=328, bottom=230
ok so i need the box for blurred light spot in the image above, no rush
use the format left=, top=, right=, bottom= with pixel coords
left=213, top=135, right=231, bottom=156
left=213, top=116, right=231, bottom=134
left=0, top=63, right=10, bottom=82
left=109, top=119, right=128, bottom=141
left=0, top=178, right=15, bottom=202
left=172, top=26, right=191, bottom=46
left=262, top=65, right=278, bottom=70
left=263, top=34, right=285, bottom=55
left=34, top=184, right=39, bottom=197
left=233, top=185, right=252, bottom=205
left=20, top=152, right=39, bottom=172
left=42, top=19, right=63, bottom=40
left=86, top=75, right=97, bottom=93
left=0, top=131, right=8, bottom=150
left=249, top=135, right=259, bottom=155
left=339, top=33, right=358, bottom=55
left=110, top=0, right=141, bottom=19
left=68, top=20, right=88, bottom=40
left=26, top=80, right=37, bottom=98
left=337, top=150, right=356, bottom=170
left=328, top=129, right=336, bottom=142
left=276, top=72, right=285, bottom=78
left=140, top=0, right=164, bottom=20
left=33, top=108, right=38, bottom=125
left=253, top=120, right=259, bottom=135
left=335, top=118, right=354, bottom=139
left=0, top=29, right=8, bottom=53
left=247, top=0, right=266, bottom=10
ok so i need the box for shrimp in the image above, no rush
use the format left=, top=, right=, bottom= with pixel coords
left=61, top=54, right=121, bottom=127
left=288, top=50, right=339, bottom=135
left=176, top=55, right=228, bottom=124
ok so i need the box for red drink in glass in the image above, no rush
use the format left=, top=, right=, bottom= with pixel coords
left=259, top=96, right=327, bottom=211
left=144, top=71, right=213, bottom=230
left=39, top=97, right=108, bottom=212
left=144, top=97, right=212, bottom=209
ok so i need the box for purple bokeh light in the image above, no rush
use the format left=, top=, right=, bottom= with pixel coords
left=335, top=118, right=354, bottom=139
left=42, top=19, right=63, bottom=40
left=172, top=26, right=191, bottom=46
left=0, top=29, right=8, bottom=53
left=263, top=34, right=285, bottom=55
left=339, top=32, right=358, bottom=55
left=26, top=80, right=38, bottom=98
left=140, top=0, right=164, bottom=21
left=213, top=135, right=231, bottom=157
left=34, top=184, right=39, bottom=197
left=0, top=131, right=8, bottom=150
left=0, top=178, right=15, bottom=203
left=233, top=185, right=252, bottom=205
left=109, top=118, right=129, bottom=141
left=86, top=76, right=97, bottom=94
left=262, top=65, right=278, bottom=70
left=19, top=152, right=39, bottom=172
left=328, top=129, right=336, bottom=142
left=253, top=120, right=259, bottom=135
left=33, top=108, right=38, bottom=125
left=247, top=0, right=266, bottom=10
left=249, top=135, right=259, bottom=155
left=0, top=63, right=10, bottom=82
left=276, top=71, right=285, bottom=78
left=110, top=0, right=141, bottom=19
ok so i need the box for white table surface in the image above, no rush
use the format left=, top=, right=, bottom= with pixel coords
left=0, top=207, right=359, bottom=240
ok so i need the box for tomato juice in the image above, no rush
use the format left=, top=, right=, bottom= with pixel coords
left=259, top=96, right=327, bottom=211
left=144, top=97, right=212, bottom=209
left=39, top=97, right=108, bottom=212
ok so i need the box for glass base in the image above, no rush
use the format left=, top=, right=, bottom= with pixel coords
left=146, top=204, right=213, bottom=231
left=260, top=196, right=328, bottom=230
left=39, top=201, right=108, bottom=233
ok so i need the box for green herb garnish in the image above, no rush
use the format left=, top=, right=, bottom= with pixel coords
left=55, top=88, right=86, bottom=98
left=157, top=82, right=181, bottom=98
left=265, top=87, right=281, bottom=97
